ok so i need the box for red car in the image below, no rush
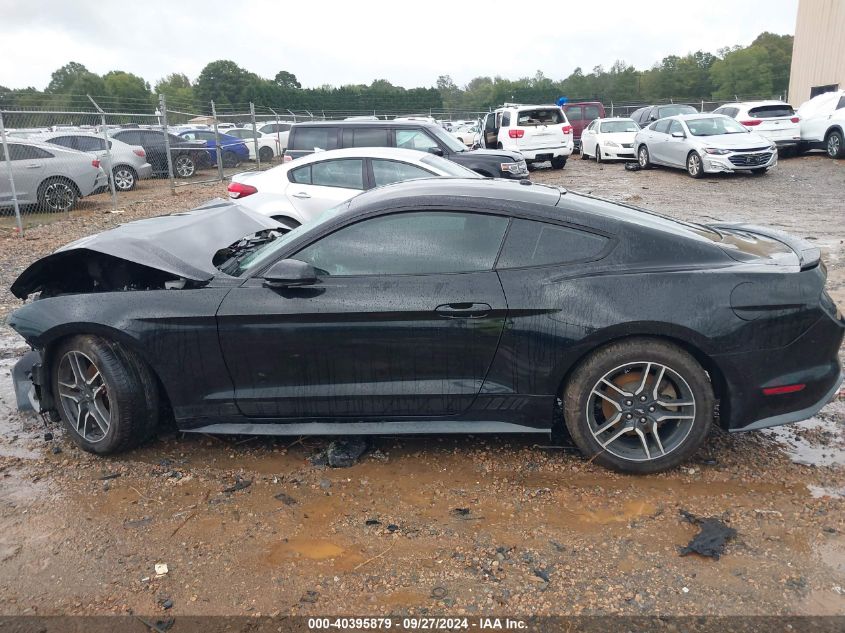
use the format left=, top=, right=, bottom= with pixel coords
left=562, top=102, right=605, bottom=151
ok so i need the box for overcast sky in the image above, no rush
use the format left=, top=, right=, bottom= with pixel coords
left=1, top=0, right=799, bottom=91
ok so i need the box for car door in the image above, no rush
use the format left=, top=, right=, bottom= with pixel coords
left=481, top=113, right=498, bottom=148
left=647, top=119, right=673, bottom=164
left=216, top=210, right=509, bottom=419
left=580, top=120, right=597, bottom=156
left=2, top=143, right=53, bottom=204
left=285, top=158, right=366, bottom=219
left=662, top=119, right=689, bottom=167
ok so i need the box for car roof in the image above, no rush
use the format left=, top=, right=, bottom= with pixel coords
left=6, top=139, right=87, bottom=154
left=291, top=120, right=439, bottom=129
left=289, top=146, right=439, bottom=165
left=668, top=113, right=730, bottom=121
left=595, top=117, right=636, bottom=123
left=719, top=100, right=792, bottom=108
left=347, top=177, right=564, bottom=213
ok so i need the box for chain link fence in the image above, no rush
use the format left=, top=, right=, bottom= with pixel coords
left=0, top=93, right=774, bottom=235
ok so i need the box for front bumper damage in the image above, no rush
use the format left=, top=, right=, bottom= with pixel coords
left=12, top=350, right=45, bottom=413
left=703, top=150, right=777, bottom=173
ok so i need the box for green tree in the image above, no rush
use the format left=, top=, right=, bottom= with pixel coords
left=154, top=73, right=195, bottom=109
left=274, top=71, right=301, bottom=89
left=710, top=46, right=774, bottom=99
left=194, top=60, right=261, bottom=107
left=103, top=71, right=153, bottom=110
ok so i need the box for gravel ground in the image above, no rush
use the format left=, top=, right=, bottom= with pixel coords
left=0, top=154, right=843, bottom=618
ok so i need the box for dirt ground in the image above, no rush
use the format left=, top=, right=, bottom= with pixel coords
left=0, top=154, right=843, bottom=619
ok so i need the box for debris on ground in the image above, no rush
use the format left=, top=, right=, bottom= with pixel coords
left=274, top=492, right=297, bottom=506
left=222, top=477, right=252, bottom=493
left=310, top=437, right=369, bottom=468
left=97, top=473, right=121, bottom=481
left=678, top=509, right=737, bottom=560
left=300, top=590, right=319, bottom=604
left=154, top=563, right=169, bottom=577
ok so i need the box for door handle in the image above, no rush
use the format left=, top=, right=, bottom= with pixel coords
left=25, top=164, right=42, bottom=169
left=291, top=191, right=311, bottom=199
left=435, top=302, right=492, bottom=318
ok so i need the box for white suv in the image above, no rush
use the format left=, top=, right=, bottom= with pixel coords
left=796, top=89, right=845, bottom=159
left=712, top=101, right=801, bottom=155
left=479, top=104, right=574, bottom=169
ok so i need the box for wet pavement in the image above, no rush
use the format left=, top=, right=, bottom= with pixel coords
left=0, top=154, right=843, bottom=617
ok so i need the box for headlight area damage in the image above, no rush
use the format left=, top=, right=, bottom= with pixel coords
left=10, top=199, right=283, bottom=300
left=9, top=200, right=285, bottom=413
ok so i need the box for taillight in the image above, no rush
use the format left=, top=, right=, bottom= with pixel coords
left=133, top=149, right=146, bottom=158
left=91, top=159, right=100, bottom=168
left=508, top=129, right=524, bottom=138
left=740, top=120, right=762, bottom=126
left=227, top=182, right=258, bottom=199
left=790, top=116, right=800, bottom=123
left=562, top=125, right=573, bottom=134
left=283, top=154, right=292, bottom=163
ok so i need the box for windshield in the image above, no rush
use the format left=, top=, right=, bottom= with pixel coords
left=420, top=154, right=481, bottom=177
left=600, top=120, right=639, bottom=133
left=686, top=117, right=749, bottom=136
left=228, top=205, right=349, bottom=276
left=428, top=125, right=467, bottom=152
left=657, top=105, right=697, bottom=118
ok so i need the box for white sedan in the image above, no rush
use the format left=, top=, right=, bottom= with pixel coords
left=225, top=128, right=283, bottom=163
left=580, top=118, right=640, bottom=162
left=452, top=124, right=480, bottom=147
left=227, top=146, right=480, bottom=230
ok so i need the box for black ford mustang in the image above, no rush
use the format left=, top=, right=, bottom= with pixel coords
left=8, top=179, right=844, bottom=473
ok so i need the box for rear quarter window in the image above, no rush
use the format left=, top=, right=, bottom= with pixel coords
left=497, top=219, right=609, bottom=269
left=290, top=127, right=338, bottom=151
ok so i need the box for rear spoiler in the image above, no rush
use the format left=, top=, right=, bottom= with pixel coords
left=709, top=223, right=821, bottom=270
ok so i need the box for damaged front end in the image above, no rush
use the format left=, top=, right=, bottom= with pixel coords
left=8, top=199, right=285, bottom=416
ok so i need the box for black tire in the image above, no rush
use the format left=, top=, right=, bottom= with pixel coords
left=637, top=145, right=651, bottom=169
left=222, top=151, right=240, bottom=168
left=50, top=335, right=152, bottom=454
left=580, top=147, right=589, bottom=160
left=826, top=129, right=844, bottom=158
left=174, top=154, right=196, bottom=178
left=258, top=146, right=274, bottom=163
left=686, top=151, right=704, bottom=178
left=595, top=145, right=603, bottom=163
left=112, top=166, right=137, bottom=192
left=37, top=177, right=78, bottom=212
left=563, top=337, right=714, bottom=474
left=551, top=157, right=567, bottom=169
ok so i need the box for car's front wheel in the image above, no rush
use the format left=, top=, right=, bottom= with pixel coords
left=595, top=145, right=603, bottom=163
left=563, top=338, right=714, bottom=474
left=826, top=129, right=844, bottom=158
left=222, top=151, right=240, bottom=168
left=258, top=146, right=274, bottom=163
left=51, top=335, right=155, bottom=454
left=174, top=154, right=196, bottom=178
left=637, top=145, right=651, bottom=169
left=686, top=152, right=704, bottom=178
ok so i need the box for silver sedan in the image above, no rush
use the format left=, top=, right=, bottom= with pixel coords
left=634, top=114, right=777, bottom=178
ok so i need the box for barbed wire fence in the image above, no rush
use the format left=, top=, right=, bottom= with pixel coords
left=0, top=91, right=774, bottom=235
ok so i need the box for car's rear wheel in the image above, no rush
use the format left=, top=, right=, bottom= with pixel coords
left=258, top=146, right=274, bottom=163
left=37, top=177, right=78, bottom=212
left=174, top=154, right=196, bottom=178
left=51, top=335, right=154, bottom=454
left=637, top=145, right=651, bottom=169
left=686, top=152, right=704, bottom=178
left=826, top=129, right=844, bottom=158
left=112, top=166, right=137, bottom=192
left=551, top=157, right=567, bottom=169
left=595, top=145, right=603, bottom=163
left=563, top=338, right=714, bottom=474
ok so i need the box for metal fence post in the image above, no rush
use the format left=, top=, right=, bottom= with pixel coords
left=211, top=101, right=224, bottom=182
left=159, top=95, right=176, bottom=195
left=0, top=111, right=24, bottom=236
left=250, top=102, right=261, bottom=170
left=87, top=95, right=118, bottom=212
left=269, top=107, right=283, bottom=158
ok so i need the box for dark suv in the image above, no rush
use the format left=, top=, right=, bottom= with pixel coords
left=285, top=121, right=528, bottom=178
left=630, top=104, right=698, bottom=128
left=111, top=129, right=212, bottom=178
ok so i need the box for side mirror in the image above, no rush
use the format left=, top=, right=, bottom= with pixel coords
left=263, top=259, right=318, bottom=288
left=671, top=131, right=685, bottom=138
left=428, top=147, right=444, bottom=156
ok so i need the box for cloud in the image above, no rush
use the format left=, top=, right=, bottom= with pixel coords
left=0, top=0, right=798, bottom=90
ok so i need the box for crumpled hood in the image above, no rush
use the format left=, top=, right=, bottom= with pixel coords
left=11, top=199, right=282, bottom=299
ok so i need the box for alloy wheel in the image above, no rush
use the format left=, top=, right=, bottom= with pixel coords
left=113, top=168, right=135, bottom=191
left=175, top=155, right=195, bottom=178
left=688, top=153, right=701, bottom=176
left=638, top=147, right=648, bottom=168
left=585, top=361, right=696, bottom=462
left=43, top=181, right=75, bottom=212
left=828, top=134, right=841, bottom=157
left=57, top=350, right=111, bottom=443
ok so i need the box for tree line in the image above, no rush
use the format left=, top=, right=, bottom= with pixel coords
left=0, top=32, right=793, bottom=116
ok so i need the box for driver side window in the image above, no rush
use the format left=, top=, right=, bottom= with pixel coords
left=667, top=120, right=684, bottom=135
left=293, top=211, right=509, bottom=276
left=396, top=129, right=439, bottom=152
